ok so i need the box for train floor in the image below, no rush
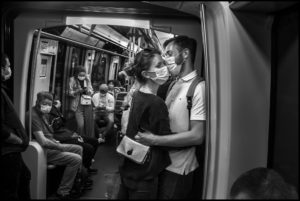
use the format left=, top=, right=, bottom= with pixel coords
left=80, top=139, right=122, bottom=200
left=47, top=135, right=122, bottom=200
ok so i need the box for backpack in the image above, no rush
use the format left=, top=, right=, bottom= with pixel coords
left=166, top=76, right=204, bottom=129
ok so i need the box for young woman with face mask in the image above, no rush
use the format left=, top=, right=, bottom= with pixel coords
left=68, top=66, right=95, bottom=138
left=117, top=48, right=173, bottom=200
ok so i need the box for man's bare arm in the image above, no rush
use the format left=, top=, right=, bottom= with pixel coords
left=135, top=120, right=205, bottom=147
left=33, top=131, right=63, bottom=151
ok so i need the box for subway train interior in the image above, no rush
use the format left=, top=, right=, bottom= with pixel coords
left=1, top=1, right=298, bottom=199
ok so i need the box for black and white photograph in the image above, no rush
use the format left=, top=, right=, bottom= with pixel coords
left=1, top=1, right=298, bottom=199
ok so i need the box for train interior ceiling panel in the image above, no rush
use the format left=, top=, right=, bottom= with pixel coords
left=1, top=1, right=298, bottom=200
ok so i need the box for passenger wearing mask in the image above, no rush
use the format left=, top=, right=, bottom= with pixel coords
left=135, top=36, right=206, bottom=199
left=107, top=80, right=120, bottom=98
left=92, top=84, right=115, bottom=143
left=117, top=48, right=172, bottom=199
left=25, top=91, right=83, bottom=199
left=49, top=99, right=99, bottom=175
left=68, top=66, right=94, bottom=138
left=1, top=53, right=31, bottom=200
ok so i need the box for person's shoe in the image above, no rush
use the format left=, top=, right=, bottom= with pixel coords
left=88, top=168, right=98, bottom=174
left=98, top=137, right=105, bottom=144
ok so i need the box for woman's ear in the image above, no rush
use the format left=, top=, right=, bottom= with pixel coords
left=141, top=71, right=151, bottom=79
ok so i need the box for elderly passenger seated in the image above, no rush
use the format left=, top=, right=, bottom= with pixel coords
left=92, top=83, right=115, bottom=143
left=25, top=91, right=82, bottom=199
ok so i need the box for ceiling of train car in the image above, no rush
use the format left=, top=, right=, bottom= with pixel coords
left=2, top=1, right=192, bottom=17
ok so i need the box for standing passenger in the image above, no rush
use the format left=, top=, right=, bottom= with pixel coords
left=117, top=48, right=172, bottom=199
left=135, top=35, right=206, bottom=199
left=0, top=53, right=31, bottom=200
left=68, top=66, right=94, bottom=138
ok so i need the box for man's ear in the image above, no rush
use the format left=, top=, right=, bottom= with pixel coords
left=182, top=48, right=189, bottom=60
left=141, top=71, right=151, bottom=79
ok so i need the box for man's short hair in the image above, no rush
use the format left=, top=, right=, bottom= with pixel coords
left=230, top=167, right=298, bottom=199
left=163, top=35, right=197, bottom=64
left=36, top=91, right=53, bottom=103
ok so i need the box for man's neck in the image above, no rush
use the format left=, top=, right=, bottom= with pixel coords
left=179, top=60, right=194, bottom=78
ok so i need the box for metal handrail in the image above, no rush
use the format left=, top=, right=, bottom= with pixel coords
left=28, top=29, right=42, bottom=141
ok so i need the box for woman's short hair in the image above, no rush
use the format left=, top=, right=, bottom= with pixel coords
left=130, top=48, right=161, bottom=84
left=74, top=65, right=86, bottom=76
left=36, top=91, right=53, bottom=103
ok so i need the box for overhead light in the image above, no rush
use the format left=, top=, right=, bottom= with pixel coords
left=65, top=16, right=150, bottom=29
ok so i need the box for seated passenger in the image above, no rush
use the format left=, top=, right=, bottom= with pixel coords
left=107, top=80, right=120, bottom=98
left=92, top=84, right=115, bottom=143
left=49, top=99, right=99, bottom=175
left=230, top=167, right=298, bottom=199
left=25, top=91, right=83, bottom=199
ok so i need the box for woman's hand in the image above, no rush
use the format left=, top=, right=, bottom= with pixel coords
left=135, top=131, right=156, bottom=146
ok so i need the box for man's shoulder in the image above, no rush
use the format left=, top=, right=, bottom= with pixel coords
left=194, top=80, right=205, bottom=95
left=26, top=107, right=39, bottom=119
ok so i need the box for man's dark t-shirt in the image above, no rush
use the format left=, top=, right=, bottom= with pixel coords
left=120, top=91, right=171, bottom=182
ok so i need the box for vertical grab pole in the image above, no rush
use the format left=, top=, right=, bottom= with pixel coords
left=28, top=29, right=42, bottom=141
left=199, top=3, right=211, bottom=199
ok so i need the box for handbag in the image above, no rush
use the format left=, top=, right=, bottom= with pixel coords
left=80, top=95, right=92, bottom=105
left=116, top=135, right=150, bottom=164
left=116, top=91, right=150, bottom=164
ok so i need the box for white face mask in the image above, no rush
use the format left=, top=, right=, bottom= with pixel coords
left=40, top=104, right=52, bottom=114
left=78, top=75, right=85, bottom=81
left=1, top=67, right=12, bottom=81
left=148, top=66, right=170, bottom=85
left=163, top=54, right=185, bottom=76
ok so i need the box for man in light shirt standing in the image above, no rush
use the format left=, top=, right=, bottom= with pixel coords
left=92, top=84, right=115, bottom=143
left=135, top=35, right=206, bottom=199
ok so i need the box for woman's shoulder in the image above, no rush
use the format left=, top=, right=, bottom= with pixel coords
left=137, top=91, right=167, bottom=108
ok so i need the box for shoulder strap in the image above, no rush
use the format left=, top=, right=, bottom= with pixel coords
left=186, top=76, right=204, bottom=130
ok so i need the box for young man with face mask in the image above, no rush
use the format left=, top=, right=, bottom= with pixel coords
left=1, top=53, right=31, bottom=200
left=92, top=83, right=115, bottom=143
left=135, top=36, right=206, bottom=199
left=25, top=91, right=83, bottom=199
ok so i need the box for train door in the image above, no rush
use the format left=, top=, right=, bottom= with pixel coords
left=84, top=49, right=95, bottom=75
left=108, top=56, right=120, bottom=80
left=32, top=38, right=58, bottom=104
left=91, top=52, right=108, bottom=91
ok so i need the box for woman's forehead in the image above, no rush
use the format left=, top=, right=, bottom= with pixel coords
left=40, top=99, right=52, bottom=104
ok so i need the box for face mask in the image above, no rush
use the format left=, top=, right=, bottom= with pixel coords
left=78, top=76, right=85, bottom=81
left=148, top=66, right=170, bottom=85
left=163, top=51, right=185, bottom=76
left=40, top=104, right=52, bottom=114
left=1, top=67, right=12, bottom=81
